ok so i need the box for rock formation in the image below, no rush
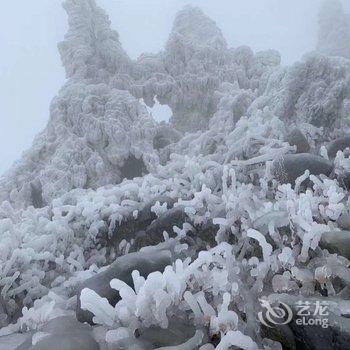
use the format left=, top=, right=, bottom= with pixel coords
left=1, top=0, right=350, bottom=349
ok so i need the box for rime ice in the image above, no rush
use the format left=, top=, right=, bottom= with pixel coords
left=1, top=0, right=350, bottom=349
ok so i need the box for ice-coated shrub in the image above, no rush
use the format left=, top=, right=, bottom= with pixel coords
left=1, top=0, right=350, bottom=349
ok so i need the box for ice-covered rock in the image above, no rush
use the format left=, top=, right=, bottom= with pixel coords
left=255, top=54, right=350, bottom=129
left=0, top=85, right=158, bottom=209
left=137, top=316, right=197, bottom=347
left=131, top=7, right=280, bottom=133
left=0, top=333, right=29, bottom=350
left=2, top=0, right=350, bottom=349
left=107, top=196, right=176, bottom=248
left=14, top=316, right=99, bottom=350
left=288, top=297, right=350, bottom=350
left=327, top=136, right=350, bottom=159
left=77, top=246, right=172, bottom=324
left=337, top=211, right=350, bottom=230
left=58, top=0, right=132, bottom=81
left=321, top=230, right=350, bottom=259
left=272, top=153, right=333, bottom=185
left=144, top=206, right=188, bottom=243
left=285, top=128, right=310, bottom=154
left=0, top=0, right=158, bottom=210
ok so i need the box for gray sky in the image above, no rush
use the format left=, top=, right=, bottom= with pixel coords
left=0, top=0, right=349, bottom=176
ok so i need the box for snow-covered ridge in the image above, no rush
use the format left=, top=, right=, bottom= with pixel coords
left=1, top=0, right=350, bottom=349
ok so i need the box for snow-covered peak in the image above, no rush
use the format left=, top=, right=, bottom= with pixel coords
left=58, top=0, right=132, bottom=81
left=164, top=5, right=228, bottom=76
left=2, top=2, right=350, bottom=349
left=169, top=5, right=227, bottom=51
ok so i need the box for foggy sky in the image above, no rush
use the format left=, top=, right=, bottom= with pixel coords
left=0, top=0, right=349, bottom=176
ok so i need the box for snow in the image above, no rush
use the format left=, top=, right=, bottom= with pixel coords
left=1, top=0, right=350, bottom=349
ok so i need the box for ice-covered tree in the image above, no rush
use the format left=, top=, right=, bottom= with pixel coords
left=2, top=1, right=350, bottom=349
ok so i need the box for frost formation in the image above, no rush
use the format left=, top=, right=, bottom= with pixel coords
left=1, top=0, right=350, bottom=349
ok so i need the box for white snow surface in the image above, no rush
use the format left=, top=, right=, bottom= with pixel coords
left=1, top=0, right=350, bottom=349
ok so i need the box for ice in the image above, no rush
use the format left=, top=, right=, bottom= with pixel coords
left=80, top=289, right=115, bottom=326
left=277, top=247, right=295, bottom=267
left=247, top=229, right=272, bottom=261
left=1, top=0, right=350, bottom=349
left=76, top=247, right=172, bottom=324
left=216, top=330, right=258, bottom=350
